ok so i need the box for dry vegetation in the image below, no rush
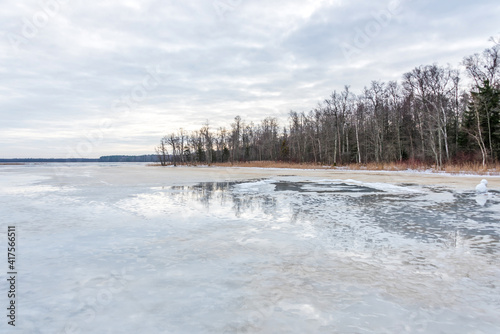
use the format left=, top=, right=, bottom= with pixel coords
left=343, top=161, right=500, bottom=175
left=149, top=161, right=500, bottom=175
left=211, top=161, right=330, bottom=169
left=148, top=161, right=327, bottom=169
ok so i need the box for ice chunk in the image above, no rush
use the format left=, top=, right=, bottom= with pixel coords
left=476, top=179, right=488, bottom=193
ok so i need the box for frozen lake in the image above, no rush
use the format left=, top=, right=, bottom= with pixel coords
left=1, top=163, right=500, bottom=333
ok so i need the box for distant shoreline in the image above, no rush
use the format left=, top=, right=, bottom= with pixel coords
left=0, top=155, right=157, bottom=163
left=0, top=159, right=99, bottom=163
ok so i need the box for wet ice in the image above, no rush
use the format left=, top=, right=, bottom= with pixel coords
left=1, top=164, right=499, bottom=333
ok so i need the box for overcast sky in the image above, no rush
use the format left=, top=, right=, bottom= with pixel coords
left=1, top=0, right=499, bottom=158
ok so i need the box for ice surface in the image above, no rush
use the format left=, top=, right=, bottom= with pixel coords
left=1, top=163, right=500, bottom=333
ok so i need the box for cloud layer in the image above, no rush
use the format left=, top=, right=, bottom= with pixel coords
left=1, top=0, right=499, bottom=158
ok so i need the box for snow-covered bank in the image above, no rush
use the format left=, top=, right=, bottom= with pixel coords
left=1, top=163, right=499, bottom=333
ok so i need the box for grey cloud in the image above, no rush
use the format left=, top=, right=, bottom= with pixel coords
left=1, top=0, right=499, bottom=158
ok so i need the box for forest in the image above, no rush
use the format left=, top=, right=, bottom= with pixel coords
left=156, top=43, right=500, bottom=168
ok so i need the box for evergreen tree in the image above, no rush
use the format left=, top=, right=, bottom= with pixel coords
left=468, top=80, right=500, bottom=161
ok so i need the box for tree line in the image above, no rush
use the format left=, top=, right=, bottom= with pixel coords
left=156, top=43, right=500, bottom=167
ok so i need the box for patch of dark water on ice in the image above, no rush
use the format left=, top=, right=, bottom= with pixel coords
left=352, top=190, right=500, bottom=253
left=273, top=181, right=383, bottom=193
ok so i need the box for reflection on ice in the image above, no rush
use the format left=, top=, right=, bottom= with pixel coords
left=475, top=193, right=488, bottom=206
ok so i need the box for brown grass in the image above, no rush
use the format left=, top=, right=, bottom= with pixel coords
left=148, top=161, right=331, bottom=169
left=148, top=160, right=500, bottom=175
left=210, top=161, right=332, bottom=169
left=0, top=162, right=25, bottom=165
left=442, top=162, right=500, bottom=175
left=344, top=161, right=499, bottom=175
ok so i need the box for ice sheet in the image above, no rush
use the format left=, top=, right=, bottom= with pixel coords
left=1, top=163, right=499, bottom=333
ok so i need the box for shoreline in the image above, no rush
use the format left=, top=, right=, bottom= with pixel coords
left=145, top=165, right=500, bottom=191
left=63, top=164, right=500, bottom=190
left=4, top=163, right=499, bottom=190
left=148, top=161, right=500, bottom=176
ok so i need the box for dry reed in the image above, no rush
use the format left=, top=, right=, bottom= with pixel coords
left=148, top=160, right=500, bottom=175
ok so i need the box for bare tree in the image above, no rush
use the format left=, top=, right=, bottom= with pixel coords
left=155, top=46, right=499, bottom=167
left=200, top=122, right=213, bottom=165
left=230, top=116, right=241, bottom=163
left=166, top=133, right=179, bottom=166
left=463, top=45, right=500, bottom=88
left=155, top=136, right=169, bottom=166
